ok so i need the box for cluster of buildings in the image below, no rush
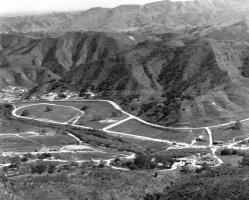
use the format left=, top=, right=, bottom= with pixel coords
left=174, top=153, right=217, bottom=169
left=0, top=86, right=27, bottom=102
left=30, top=90, right=96, bottom=101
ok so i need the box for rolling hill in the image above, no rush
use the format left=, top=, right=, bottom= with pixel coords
left=1, top=0, right=249, bottom=126
left=1, top=30, right=249, bottom=127
left=1, top=0, right=249, bottom=34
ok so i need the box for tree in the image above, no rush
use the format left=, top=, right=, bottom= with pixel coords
left=36, top=163, right=47, bottom=174
left=39, top=128, right=49, bottom=135
left=181, top=165, right=191, bottom=173
left=202, top=163, right=210, bottom=171
left=38, top=153, right=51, bottom=160
left=15, top=127, right=21, bottom=133
left=77, top=119, right=86, bottom=126
left=58, top=93, right=67, bottom=98
left=150, top=162, right=157, bottom=169
left=240, top=154, right=249, bottom=167
left=47, top=165, right=56, bottom=173
left=80, top=105, right=88, bottom=111
left=45, top=106, right=52, bottom=112
left=71, top=162, right=79, bottom=167
left=10, top=155, right=21, bottom=165
left=23, top=153, right=34, bottom=160
left=233, top=121, right=242, bottom=130
left=98, top=163, right=105, bottom=168
left=111, top=111, right=119, bottom=117
left=220, top=148, right=237, bottom=156
left=18, top=163, right=32, bottom=174
left=21, top=157, right=28, bottom=162
left=21, top=110, right=30, bottom=116
left=195, top=168, right=202, bottom=175
left=134, top=154, right=152, bottom=169
left=63, top=164, right=72, bottom=170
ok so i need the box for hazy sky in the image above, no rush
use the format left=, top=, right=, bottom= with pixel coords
left=0, top=0, right=191, bottom=15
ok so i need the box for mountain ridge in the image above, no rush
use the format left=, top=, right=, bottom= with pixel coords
left=1, top=0, right=249, bottom=34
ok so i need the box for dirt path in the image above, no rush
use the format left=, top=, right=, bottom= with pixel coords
left=11, top=99, right=248, bottom=149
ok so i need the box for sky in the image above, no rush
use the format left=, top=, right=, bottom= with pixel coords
left=0, top=0, right=192, bottom=15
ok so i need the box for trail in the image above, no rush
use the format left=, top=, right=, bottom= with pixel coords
left=211, top=148, right=223, bottom=166
left=11, top=99, right=246, bottom=149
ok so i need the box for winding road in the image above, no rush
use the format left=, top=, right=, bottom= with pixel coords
left=11, top=99, right=248, bottom=150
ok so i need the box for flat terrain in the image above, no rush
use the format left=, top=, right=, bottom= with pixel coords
left=14, top=101, right=128, bottom=129
left=15, top=104, right=81, bottom=123
left=0, top=119, right=45, bottom=134
left=51, top=151, right=131, bottom=161
left=109, top=119, right=209, bottom=144
left=124, top=137, right=171, bottom=151
left=21, top=133, right=78, bottom=147
left=0, top=135, right=43, bottom=152
left=212, top=123, right=249, bottom=143
left=219, top=155, right=243, bottom=166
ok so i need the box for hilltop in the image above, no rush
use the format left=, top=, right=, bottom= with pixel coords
left=1, top=0, right=249, bottom=34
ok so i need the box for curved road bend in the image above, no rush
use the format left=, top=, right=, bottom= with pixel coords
left=11, top=99, right=242, bottom=148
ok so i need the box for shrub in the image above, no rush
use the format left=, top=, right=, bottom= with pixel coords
left=21, top=157, right=28, bottom=162
left=80, top=105, right=88, bottom=111
left=47, top=165, right=56, bottom=173
left=31, top=163, right=47, bottom=174
left=220, top=148, right=237, bottom=156
left=21, top=110, right=30, bottom=116
left=98, top=163, right=105, bottom=168
left=111, top=111, right=119, bottom=117
left=45, top=106, right=53, bottom=112
left=91, top=114, right=102, bottom=121
left=58, top=93, right=67, bottom=98
left=36, top=164, right=47, bottom=174
left=233, top=121, right=242, bottom=130
left=10, top=155, right=21, bottom=165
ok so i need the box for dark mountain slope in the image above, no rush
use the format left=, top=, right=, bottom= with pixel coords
left=2, top=32, right=249, bottom=126
left=0, top=32, right=144, bottom=89
left=42, top=35, right=249, bottom=126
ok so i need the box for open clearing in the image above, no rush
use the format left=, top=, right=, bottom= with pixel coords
left=109, top=119, right=209, bottom=144
left=0, top=132, right=78, bottom=153
left=212, top=123, right=249, bottom=143
left=22, top=134, right=78, bottom=147
left=51, top=151, right=132, bottom=161
left=0, top=135, right=43, bottom=152
left=13, top=101, right=128, bottom=129
left=0, top=118, right=47, bottom=134
left=219, top=155, right=242, bottom=166
left=15, top=104, right=81, bottom=123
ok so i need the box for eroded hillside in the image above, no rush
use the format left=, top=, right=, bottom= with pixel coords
left=2, top=31, right=249, bottom=126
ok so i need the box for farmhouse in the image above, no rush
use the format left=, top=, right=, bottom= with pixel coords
left=196, top=160, right=215, bottom=166
left=41, top=92, right=58, bottom=101
left=174, top=157, right=197, bottom=167
left=196, top=135, right=205, bottom=141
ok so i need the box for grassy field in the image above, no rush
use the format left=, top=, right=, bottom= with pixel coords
left=13, top=101, right=128, bottom=129
left=124, top=137, right=171, bottom=151
left=51, top=151, right=131, bottom=161
left=219, top=155, right=242, bottom=166
left=0, top=118, right=46, bottom=134
left=0, top=135, right=43, bottom=152
left=56, top=101, right=128, bottom=128
left=15, top=104, right=80, bottom=123
left=22, top=134, right=77, bottom=147
left=212, top=124, right=248, bottom=143
left=109, top=119, right=209, bottom=144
